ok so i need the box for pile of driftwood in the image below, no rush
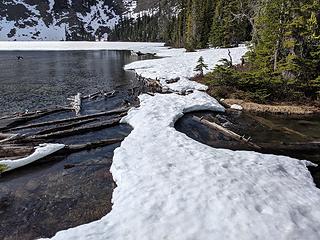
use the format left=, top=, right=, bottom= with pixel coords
left=0, top=72, right=176, bottom=174
left=0, top=89, right=141, bottom=174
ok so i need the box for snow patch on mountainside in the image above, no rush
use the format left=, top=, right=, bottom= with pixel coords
left=0, top=0, right=124, bottom=40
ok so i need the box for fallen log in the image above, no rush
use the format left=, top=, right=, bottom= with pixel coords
left=0, top=133, right=17, bottom=140
left=0, top=108, right=70, bottom=131
left=83, top=90, right=103, bottom=99
left=66, top=138, right=124, bottom=152
left=0, top=138, right=125, bottom=173
left=0, top=133, right=24, bottom=143
left=0, top=145, right=34, bottom=158
left=0, top=143, right=65, bottom=173
left=34, top=118, right=98, bottom=136
left=193, top=116, right=262, bottom=150
left=30, top=118, right=122, bottom=139
left=6, top=108, right=129, bottom=132
left=104, top=90, right=117, bottom=98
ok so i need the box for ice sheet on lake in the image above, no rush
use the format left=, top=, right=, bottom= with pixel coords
left=0, top=41, right=166, bottom=53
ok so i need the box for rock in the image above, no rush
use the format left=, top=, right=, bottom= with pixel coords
left=165, top=77, right=180, bottom=84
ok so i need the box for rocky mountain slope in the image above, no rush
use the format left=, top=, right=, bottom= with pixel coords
left=0, top=0, right=143, bottom=41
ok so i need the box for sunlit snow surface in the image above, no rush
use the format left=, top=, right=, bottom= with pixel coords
left=3, top=42, right=317, bottom=240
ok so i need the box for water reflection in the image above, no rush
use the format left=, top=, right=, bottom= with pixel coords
left=0, top=50, right=140, bottom=115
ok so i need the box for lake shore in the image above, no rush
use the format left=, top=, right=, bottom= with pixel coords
left=1, top=42, right=320, bottom=240
left=36, top=43, right=320, bottom=240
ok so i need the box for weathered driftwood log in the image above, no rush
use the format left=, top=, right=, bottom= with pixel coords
left=193, top=116, right=262, bottom=150
left=0, top=145, right=34, bottom=158
left=66, top=138, right=124, bottom=152
left=6, top=108, right=128, bottom=132
left=0, top=138, right=125, bottom=173
left=68, top=93, right=82, bottom=115
left=104, top=90, right=117, bottom=98
left=0, top=108, right=70, bottom=131
left=0, top=133, right=17, bottom=140
left=30, top=118, right=122, bottom=139
left=0, top=133, right=24, bottom=143
left=83, top=90, right=103, bottom=99
left=34, top=119, right=98, bottom=136
left=0, top=143, right=65, bottom=173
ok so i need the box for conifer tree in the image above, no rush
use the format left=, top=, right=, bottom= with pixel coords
left=194, top=56, right=208, bottom=76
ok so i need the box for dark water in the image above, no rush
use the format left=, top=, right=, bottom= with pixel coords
left=0, top=50, right=147, bottom=115
left=0, top=50, right=150, bottom=240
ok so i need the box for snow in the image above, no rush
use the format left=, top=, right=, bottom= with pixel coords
left=125, top=46, right=247, bottom=92
left=0, top=0, right=67, bottom=41
left=0, top=41, right=166, bottom=53
left=122, top=0, right=158, bottom=20
left=0, top=0, right=120, bottom=40
left=21, top=42, right=320, bottom=240
left=76, top=0, right=120, bottom=39
left=230, top=104, right=244, bottom=111
left=0, top=143, right=65, bottom=172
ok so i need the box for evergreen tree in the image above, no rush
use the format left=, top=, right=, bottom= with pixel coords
left=194, top=56, right=208, bottom=76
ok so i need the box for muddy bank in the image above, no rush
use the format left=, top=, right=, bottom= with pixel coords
left=175, top=110, right=320, bottom=186
left=222, top=99, right=320, bottom=115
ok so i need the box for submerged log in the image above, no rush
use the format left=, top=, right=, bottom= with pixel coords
left=104, top=90, right=117, bottom=98
left=193, top=116, right=319, bottom=154
left=0, top=138, right=125, bottom=173
left=0, top=133, right=24, bottom=143
left=34, top=118, right=98, bottom=136
left=0, top=143, right=65, bottom=173
left=30, top=118, right=122, bottom=139
left=248, top=114, right=310, bottom=139
left=0, top=145, right=34, bottom=158
left=6, top=108, right=129, bottom=132
left=66, top=138, right=124, bottom=152
left=258, top=141, right=320, bottom=153
left=193, top=116, right=262, bottom=150
left=0, top=108, right=70, bottom=131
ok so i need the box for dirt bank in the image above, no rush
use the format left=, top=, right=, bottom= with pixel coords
left=222, top=99, right=320, bottom=115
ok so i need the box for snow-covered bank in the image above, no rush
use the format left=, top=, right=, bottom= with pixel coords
left=125, top=46, right=247, bottom=91
left=38, top=43, right=320, bottom=239
left=46, top=94, right=320, bottom=240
